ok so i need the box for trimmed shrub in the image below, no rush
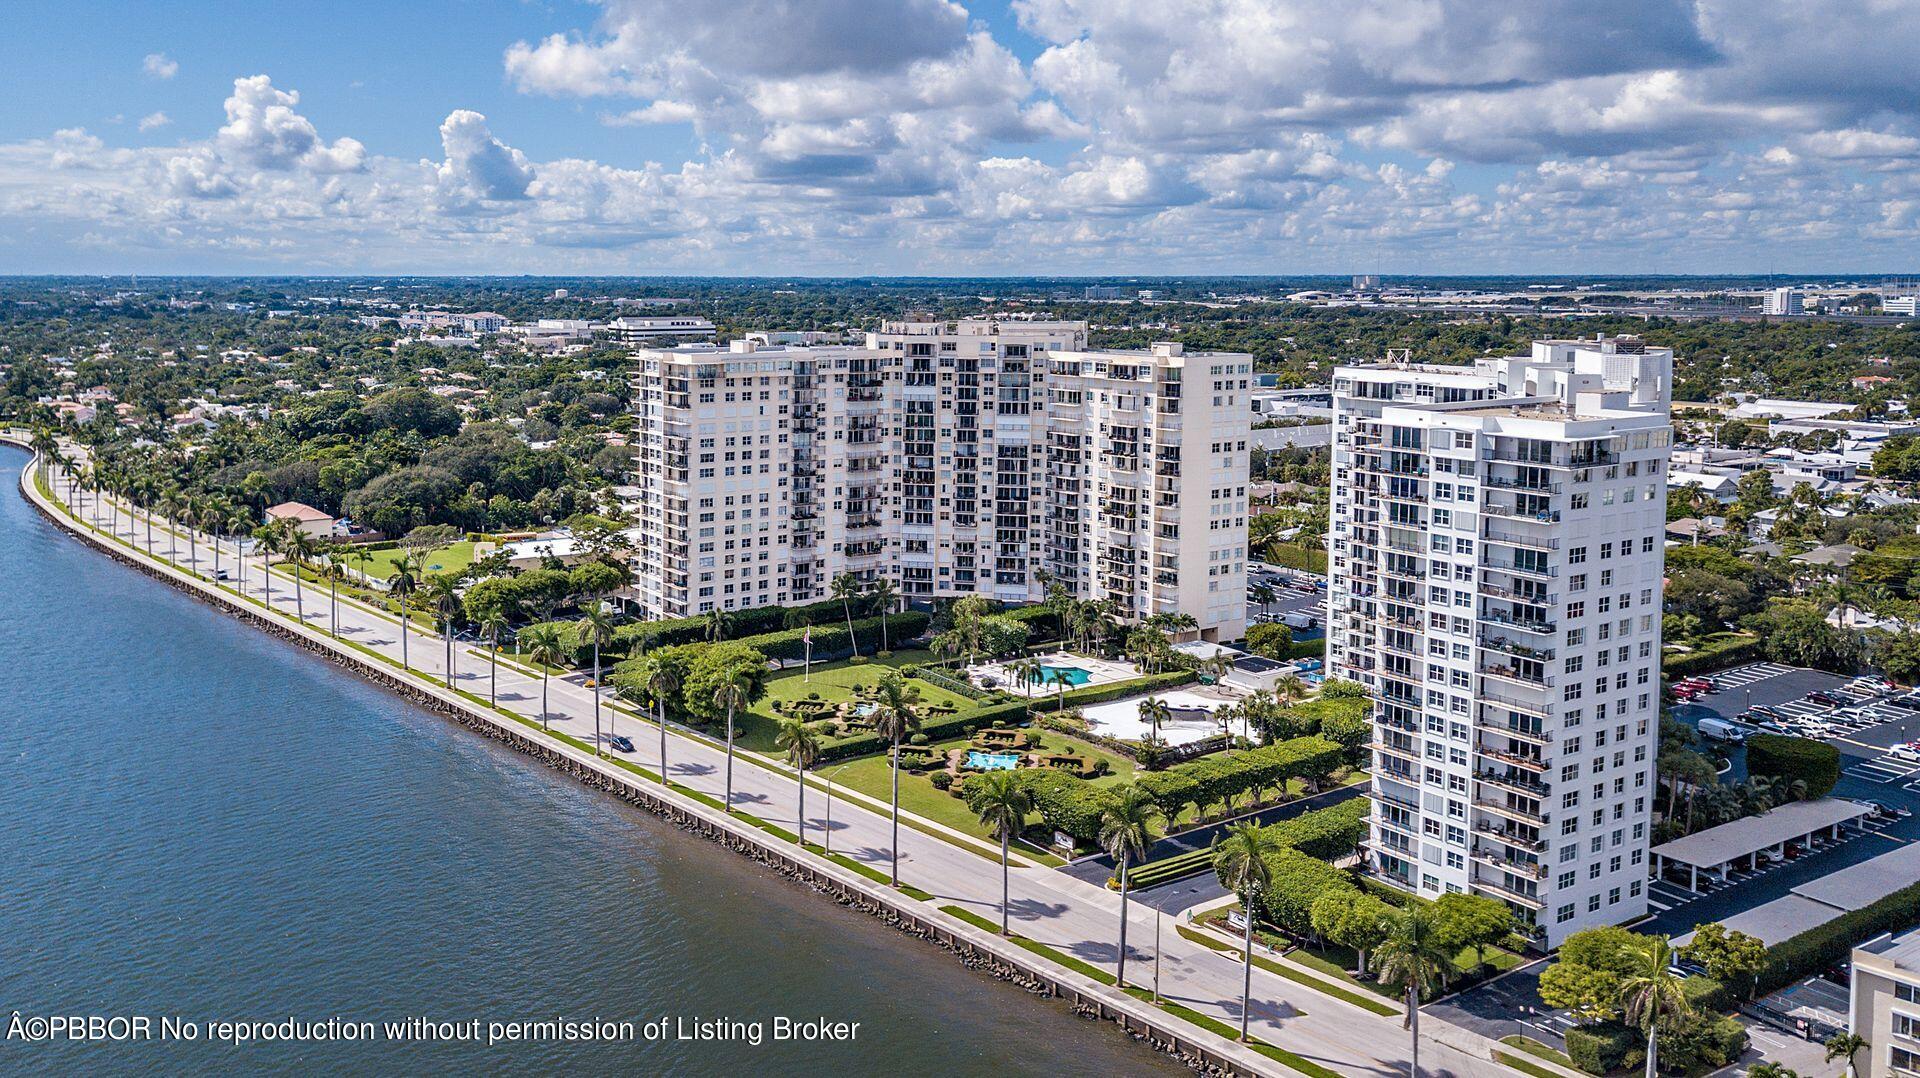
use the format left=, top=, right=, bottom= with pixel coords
left=1123, top=796, right=1369, bottom=889
left=1745, top=733, right=1841, bottom=799
left=1662, top=634, right=1765, bottom=678
left=1137, top=736, right=1344, bottom=820
left=1259, top=848, right=1357, bottom=935
left=1683, top=974, right=1733, bottom=1014
left=910, top=665, right=993, bottom=700
left=1014, top=769, right=1114, bottom=844
left=1564, top=1022, right=1638, bottom=1075
left=730, top=611, right=930, bottom=663
left=1758, top=877, right=1920, bottom=995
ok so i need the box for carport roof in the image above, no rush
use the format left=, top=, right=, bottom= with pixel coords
left=1650, top=798, right=1873, bottom=869
left=1691, top=894, right=1846, bottom=947
left=1792, top=839, right=1920, bottom=911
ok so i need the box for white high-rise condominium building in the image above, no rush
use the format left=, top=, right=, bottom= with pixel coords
left=1329, top=335, right=1674, bottom=945
left=628, top=319, right=1251, bottom=640
left=1762, top=287, right=1804, bottom=316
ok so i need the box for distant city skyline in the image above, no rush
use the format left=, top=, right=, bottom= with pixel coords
left=4, top=1, right=1920, bottom=275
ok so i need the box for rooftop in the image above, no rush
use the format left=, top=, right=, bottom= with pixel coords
left=1650, top=798, right=1873, bottom=868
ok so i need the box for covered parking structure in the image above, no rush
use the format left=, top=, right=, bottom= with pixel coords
left=1677, top=840, right=1920, bottom=947
left=1650, top=798, right=1874, bottom=891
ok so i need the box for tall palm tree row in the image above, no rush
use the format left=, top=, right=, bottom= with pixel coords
left=867, top=576, right=899, bottom=651
left=1373, top=907, right=1454, bottom=1078
left=776, top=717, right=821, bottom=845
left=1619, top=937, right=1690, bottom=1078
left=427, top=574, right=463, bottom=688
left=1213, top=822, right=1282, bottom=1042
left=1099, top=784, right=1162, bottom=989
left=831, top=572, right=863, bottom=655
left=575, top=604, right=617, bottom=754
left=388, top=552, right=420, bottom=671
left=637, top=653, right=681, bottom=787
left=870, top=671, right=922, bottom=886
left=478, top=612, right=510, bottom=707
left=967, top=770, right=1035, bottom=936
left=712, top=670, right=754, bottom=811
left=519, top=624, right=564, bottom=731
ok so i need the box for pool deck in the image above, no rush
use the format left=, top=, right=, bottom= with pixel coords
left=970, top=651, right=1140, bottom=698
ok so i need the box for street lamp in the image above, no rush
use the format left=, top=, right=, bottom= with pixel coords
left=823, top=763, right=853, bottom=854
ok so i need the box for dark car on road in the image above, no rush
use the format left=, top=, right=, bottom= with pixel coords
left=608, top=735, right=636, bottom=753
left=1890, top=693, right=1920, bottom=712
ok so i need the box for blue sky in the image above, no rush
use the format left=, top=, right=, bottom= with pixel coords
left=1, top=1, right=1918, bottom=275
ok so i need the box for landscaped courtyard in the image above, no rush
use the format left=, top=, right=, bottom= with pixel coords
left=737, top=651, right=977, bottom=752
left=349, top=540, right=480, bottom=581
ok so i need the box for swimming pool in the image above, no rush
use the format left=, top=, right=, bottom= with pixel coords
left=966, top=751, right=1022, bottom=771
left=1036, top=665, right=1093, bottom=687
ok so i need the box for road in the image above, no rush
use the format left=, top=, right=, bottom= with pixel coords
left=30, top=461, right=1524, bottom=1078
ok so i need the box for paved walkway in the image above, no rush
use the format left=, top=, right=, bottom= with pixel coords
left=29, top=456, right=1528, bottom=1078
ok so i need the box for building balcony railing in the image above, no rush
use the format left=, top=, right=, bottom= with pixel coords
left=1484, top=476, right=1563, bottom=494
left=1479, top=635, right=1556, bottom=662
left=1372, top=813, right=1420, bottom=839
left=1473, top=821, right=1546, bottom=853
left=1479, top=610, right=1557, bottom=636
left=1370, top=741, right=1421, bottom=765
left=1365, top=785, right=1421, bottom=813
left=1479, top=747, right=1547, bottom=772
left=1481, top=503, right=1562, bottom=524
left=1479, top=582, right=1557, bottom=605
left=1472, top=877, right=1546, bottom=910
left=1480, top=664, right=1554, bottom=689
left=1475, top=797, right=1547, bottom=827
left=1483, top=560, right=1558, bottom=581
left=1483, top=529, right=1560, bottom=552
left=1478, top=717, right=1551, bottom=745
left=1477, top=768, right=1551, bottom=797
left=1471, top=847, right=1547, bottom=880
left=1481, top=691, right=1553, bottom=721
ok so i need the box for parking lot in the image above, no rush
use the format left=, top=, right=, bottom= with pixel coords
left=1672, top=662, right=1920, bottom=792
left=1246, top=564, right=1325, bottom=629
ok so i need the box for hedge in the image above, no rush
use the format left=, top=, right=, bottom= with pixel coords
left=604, top=597, right=897, bottom=654
left=1259, top=847, right=1358, bottom=935
left=1265, top=542, right=1328, bottom=575
left=730, top=611, right=930, bottom=663
left=1662, top=633, right=1765, bottom=678
left=1757, top=876, right=1920, bottom=995
left=910, top=665, right=993, bottom=700
left=1015, top=768, right=1115, bottom=843
left=1137, top=736, right=1344, bottom=820
left=1565, top=1022, right=1638, bottom=1075
left=1122, top=796, right=1370, bottom=889
left=1001, top=604, right=1063, bottom=640
left=1745, top=733, right=1841, bottom=799
left=813, top=668, right=1189, bottom=762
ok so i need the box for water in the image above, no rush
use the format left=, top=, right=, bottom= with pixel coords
left=1037, top=665, right=1093, bottom=687
left=0, top=448, right=1174, bottom=1076
left=965, top=752, right=1022, bottom=771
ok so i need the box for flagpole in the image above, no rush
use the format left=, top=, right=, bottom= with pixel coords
left=804, top=624, right=812, bottom=683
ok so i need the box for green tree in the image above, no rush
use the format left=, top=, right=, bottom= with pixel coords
left=965, top=770, right=1035, bottom=936
left=574, top=604, right=618, bottom=756
left=870, top=671, right=922, bottom=887
left=1213, top=822, right=1282, bottom=1041
left=1825, top=1032, right=1867, bottom=1078
left=1621, top=937, right=1691, bottom=1078
left=831, top=572, right=862, bottom=654
left=1373, top=908, right=1453, bottom=1076
left=1099, top=784, right=1161, bottom=991
left=426, top=572, right=463, bottom=688
left=776, top=717, right=821, bottom=846
left=389, top=552, right=420, bottom=671
left=519, top=623, right=565, bottom=731
left=1309, top=890, right=1394, bottom=976
left=478, top=611, right=509, bottom=706
left=1430, top=892, right=1514, bottom=973
left=1679, top=922, right=1768, bottom=999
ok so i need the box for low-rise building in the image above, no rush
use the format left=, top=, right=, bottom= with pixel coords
left=1852, top=929, right=1920, bottom=1074
left=264, top=501, right=336, bottom=538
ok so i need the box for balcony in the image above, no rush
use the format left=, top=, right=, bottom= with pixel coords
left=1480, top=747, right=1547, bottom=773
left=1479, top=582, right=1557, bottom=605
left=1482, top=503, right=1562, bottom=524
left=1480, top=663, right=1553, bottom=689
left=1479, top=717, right=1550, bottom=745
left=1477, top=769, right=1550, bottom=798
left=1481, top=691, right=1553, bottom=720
left=1472, top=876, right=1546, bottom=910
left=1483, top=559, right=1558, bottom=581
left=1484, top=529, right=1560, bottom=552
left=1474, top=797, right=1547, bottom=827
left=1472, top=847, right=1547, bottom=880
left=1484, top=476, right=1563, bottom=494
left=1473, top=821, right=1546, bottom=853
left=1372, top=813, right=1420, bottom=839
left=1479, top=635, right=1556, bottom=662
left=1480, top=609, right=1557, bottom=636
left=1369, top=740, right=1421, bottom=765
left=1365, top=785, right=1421, bottom=813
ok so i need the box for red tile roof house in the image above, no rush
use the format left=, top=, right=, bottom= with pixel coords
left=263, top=501, right=336, bottom=538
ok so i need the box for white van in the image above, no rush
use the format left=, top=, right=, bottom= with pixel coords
left=1698, top=718, right=1747, bottom=743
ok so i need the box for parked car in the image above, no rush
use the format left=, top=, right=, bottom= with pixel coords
left=1677, top=677, right=1712, bottom=693
left=1748, top=704, right=1785, bottom=720
left=1890, top=742, right=1920, bottom=762
left=1892, top=694, right=1920, bottom=712
left=1806, top=690, right=1846, bottom=707
left=608, top=735, right=635, bottom=754
left=1698, top=718, right=1748, bottom=743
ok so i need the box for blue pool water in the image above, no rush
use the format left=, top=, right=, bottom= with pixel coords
left=967, top=751, right=1022, bottom=770
left=1036, top=665, right=1093, bottom=687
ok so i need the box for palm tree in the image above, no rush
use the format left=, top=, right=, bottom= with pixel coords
left=704, top=608, right=732, bottom=644
left=427, top=574, right=463, bottom=688
left=870, top=671, right=922, bottom=886
left=520, top=623, right=564, bottom=731
left=575, top=604, right=618, bottom=755
left=1825, top=1032, right=1867, bottom=1078
left=1373, top=907, right=1453, bottom=1078
left=1048, top=666, right=1075, bottom=712
left=252, top=524, right=280, bottom=605
left=1099, top=784, right=1162, bottom=989
left=968, top=770, right=1035, bottom=935
left=868, top=577, right=900, bottom=650
left=180, top=498, right=203, bottom=575
left=285, top=526, right=316, bottom=624
left=831, top=572, right=863, bottom=654
left=158, top=491, right=182, bottom=564
left=1250, top=582, right=1277, bottom=621
left=636, top=653, right=680, bottom=786
left=1214, top=822, right=1282, bottom=1041
left=478, top=611, right=509, bottom=706
left=776, top=717, right=822, bottom=844
left=1743, top=1062, right=1798, bottom=1078
left=713, top=671, right=755, bottom=811
left=1137, top=696, right=1172, bottom=742
left=1619, top=937, right=1690, bottom=1078
left=322, top=545, right=349, bottom=633
left=389, top=552, right=420, bottom=670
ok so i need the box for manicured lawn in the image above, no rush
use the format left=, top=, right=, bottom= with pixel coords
left=736, top=651, right=974, bottom=751
left=348, top=541, right=479, bottom=580
left=820, top=724, right=1137, bottom=843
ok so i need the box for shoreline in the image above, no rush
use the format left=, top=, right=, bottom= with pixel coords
left=3, top=438, right=1284, bottom=1078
